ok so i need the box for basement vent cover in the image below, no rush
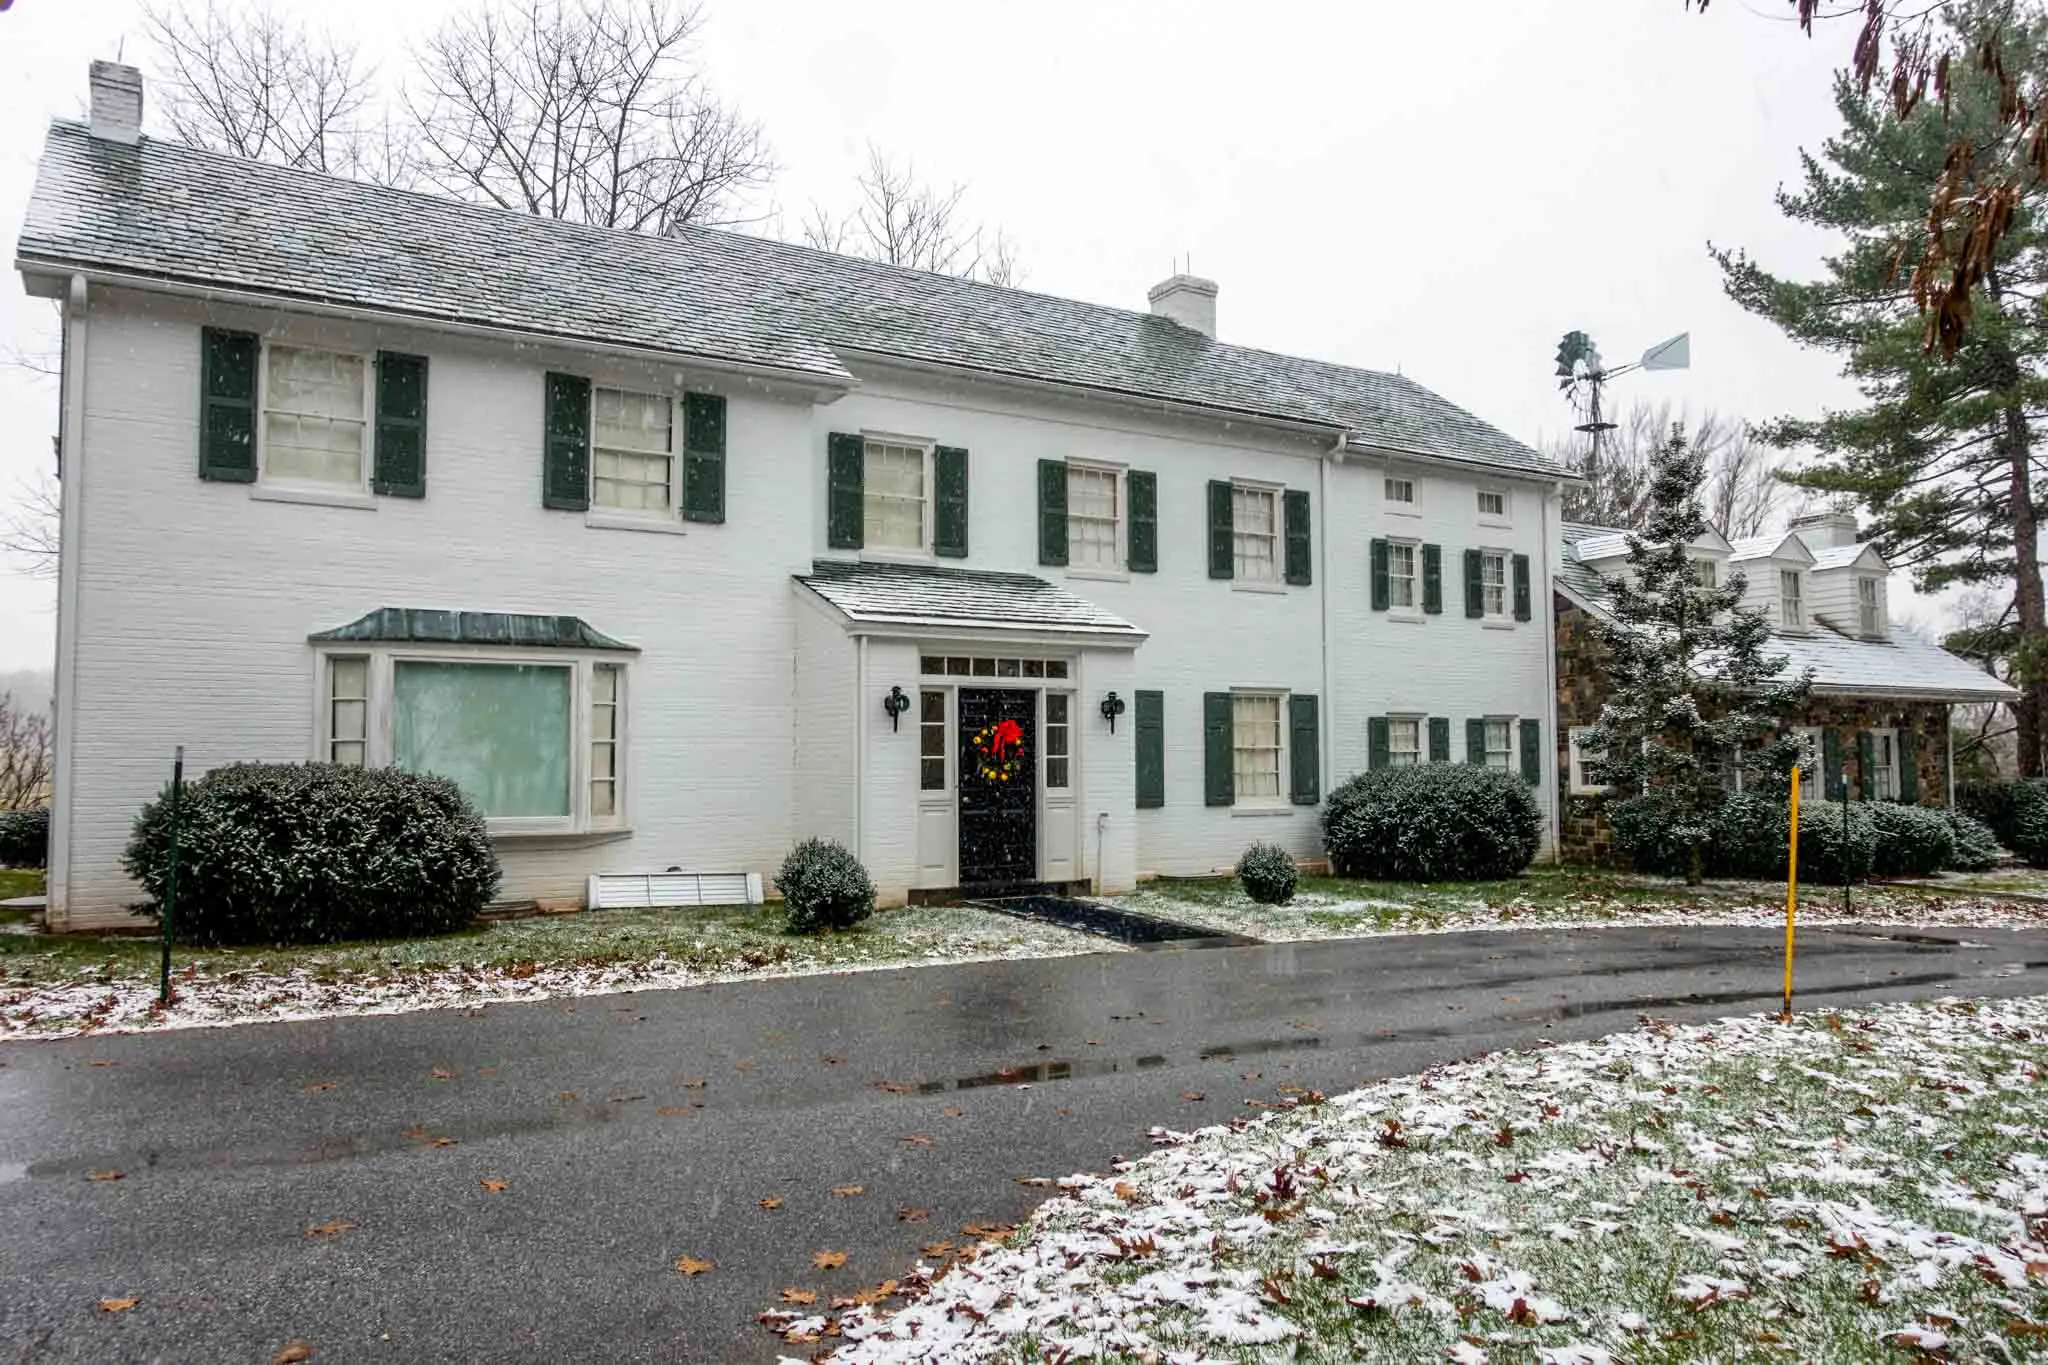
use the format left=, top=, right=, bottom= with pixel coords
left=587, top=871, right=765, bottom=910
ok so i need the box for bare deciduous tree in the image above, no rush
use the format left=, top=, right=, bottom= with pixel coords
left=143, top=0, right=405, bottom=182
left=0, top=473, right=59, bottom=581
left=408, top=0, right=773, bottom=232
left=0, top=693, right=52, bottom=811
left=802, top=143, right=1022, bottom=284
left=1549, top=400, right=1801, bottom=539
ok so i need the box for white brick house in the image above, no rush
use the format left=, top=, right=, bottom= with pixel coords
left=16, top=66, right=1572, bottom=931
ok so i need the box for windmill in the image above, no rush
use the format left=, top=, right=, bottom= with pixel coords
left=1554, top=330, right=1691, bottom=474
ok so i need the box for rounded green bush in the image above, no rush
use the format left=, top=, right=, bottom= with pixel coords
left=122, top=763, right=500, bottom=946
left=1865, top=802, right=1956, bottom=878
left=1235, top=841, right=1298, bottom=905
left=1609, top=791, right=1713, bottom=879
left=1956, top=778, right=2048, bottom=849
left=2010, top=796, right=2048, bottom=870
left=777, top=838, right=875, bottom=934
left=0, top=807, right=49, bottom=868
left=1940, top=809, right=2004, bottom=872
left=1792, top=802, right=1877, bottom=886
left=1321, top=764, right=1542, bottom=882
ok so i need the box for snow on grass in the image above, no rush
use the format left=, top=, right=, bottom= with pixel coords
left=773, top=996, right=2048, bottom=1363
left=1112, top=868, right=2048, bottom=944
left=0, top=903, right=1112, bottom=1040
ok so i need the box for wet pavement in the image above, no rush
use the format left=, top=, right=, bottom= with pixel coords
left=3, top=922, right=2045, bottom=1363
left=964, top=892, right=1257, bottom=946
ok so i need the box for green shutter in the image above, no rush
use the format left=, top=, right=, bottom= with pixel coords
left=1519, top=718, right=1541, bottom=785
left=1283, top=489, right=1312, bottom=586
left=1428, top=717, right=1450, bottom=762
left=934, top=445, right=969, bottom=557
left=1897, top=725, right=1920, bottom=803
left=1822, top=728, right=1847, bottom=800
left=827, top=432, right=864, bottom=549
left=1207, top=480, right=1234, bottom=579
left=1513, top=552, right=1533, bottom=621
left=1463, top=549, right=1484, bottom=618
left=1370, top=539, right=1390, bottom=611
left=1289, top=694, right=1320, bottom=804
left=1856, top=730, right=1877, bottom=800
left=1422, top=544, right=1443, bottom=615
left=1203, top=692, right=1234, bottom=806
left=1135, top=690, right=1165, bottom=809
left=1368, top=716, right=1390, bottom=770
left=1036, top=459, right=1067, bottom=566
left=372, top=351, right=427, bottom=497
left=1127, top=470, right=1158, bottom=573
left=541, top=372, right=590, bottom=511
left=199, top=327, right=258, bottom=483
left=1467, top=718, right=1487, bottom=764
left=681, top=392, right=726, bottom=524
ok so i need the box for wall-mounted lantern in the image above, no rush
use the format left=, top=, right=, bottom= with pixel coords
left=1100, top=691, right=1127, bottom=734
left=883, top=685, right=910, bottom=733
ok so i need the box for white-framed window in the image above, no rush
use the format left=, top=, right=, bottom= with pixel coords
left=1477, top=488, right=1508, bottom=520
left=1388, top=716, right=1423, bottom=767
left=1232, top=482, right=1280, bottom=583
left=1868, top=727, right=1899, bottom=800
left=1481, top=550, right=1509, bottom=618
left=1387, top=540, right=1419, bottom=610
left=318, top=648, right=628, bottom=834
left=262, top=344, right=369, bottom=488
left=1067, top=462, right=1122, bottom=572
left=1231, top=692, right=1285, bottom=805
left=1692, top=558, right=1719, bottom=590
left=1384, top=476, right=1418, bottom=510
left=919, top=689, right=947, bottom=792
left=863, top=438, right=930, bottom=552
left=1792, top=725, right=1824, bottom=793
left=1779, top=569, right=1804, bottom=629
left=1483, top=717, right=1514, bottom=769
left=919, top=655, right=1069, bottom=679
left=1858, top=577, right=1882, bottom=635
left=1046, top=692, right=1072, bottom=789
left=1567, top=726, right=1610, bottom=795
left=591, top=387, right=674, bottom=512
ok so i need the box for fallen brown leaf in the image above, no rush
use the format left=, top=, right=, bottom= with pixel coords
left=1180, top=1090, right=1206, bottom=1102
left=873, top=1080, right=913, bottom=1095
left=301, top=1081, right=337, bottom=1094
left=270, top=1343, right=315, bottom=1364
left=655, top=1107, right=690, bottom=1117
left=1113, top=1181, right=1140, bottom=1202
left=428, top=1136, right=458, bottom=1149
left=96, top=1297, right=139, bottom=1313
left=429, top=1068, right=453, bottom=1080
left=820, top=1054, right=843, bottom=1066
left=85, top=1170, right=123, bottom=1183
left=895, top=1206, right=929, bottom=1223
left=962, top=1220, right=1013, bottom=1238
left=900, top=1133, right=934, bottom=1147
left=555, top=1091, right=578, bottom=1102
left=304, top=1220, right=356, bottom=1237
left=681, top=1077, right=708, bottom=1090
left=398, top=1125, right=428, bottom=1140
left=479, top=1178, right=510, bottom=1193
left=87, top=1060, right=115, bottom=1068
left=830, top=1184, right=865, bottom=1198
left=758, top=1196, right=783, bottom=1210
left=941, top=1106, right=965, bottom=1118
left=674, top=1254, right=715, bottom=1276
left=920, top=1241, right=955, bottom=1258
left=778, top=1288, right=818, bottom=1305
left=811, top=1250, right=848, bottom=1270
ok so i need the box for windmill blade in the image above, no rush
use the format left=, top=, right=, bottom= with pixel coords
left=1640, top=333, right=1690, bottom=371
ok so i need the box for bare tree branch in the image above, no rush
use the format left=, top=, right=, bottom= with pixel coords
left=0, top=474, right=60, bottom=582
left=803, top=142, right=1024, bottom=284
left=1548, top=400, right=1803, bottom=538
left=0, top=693, right=52, bottom=811
left=406, top=0, right=773, bottom=233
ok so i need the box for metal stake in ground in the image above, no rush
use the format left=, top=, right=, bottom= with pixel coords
left=158, top=745, right=183, bottom=1008
left=1782, top=765, right=1801, bottom=1021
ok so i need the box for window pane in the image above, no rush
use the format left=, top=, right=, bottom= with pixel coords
left=1048, top=757, right=1070, bottom=788
left=997, top=658, right=1021, bottom=678
left=947, top=657, right=972, bottom=676
left=920, top=689, right=946, bottom=791
left=920, top=690, right=945, bottom=724
left=265, top=347, right=365, bottom=486
left=921, top=758, right=946, bottom=790
left=1385, top=477, right=1413, bottom=504
left=972, top=657, right=996, bottom=677
left=864, top=442, right=925, bottom=550
left=332, top=740, right=366, bottom=766
left=1046, top=694, right=1069, bottom=724
left=1478, top=490, right=1505, bottom=516
left=921, top=656, right=945, bottom=675
left=1068, top=465, right=1120, bottom=571
left=1390, top=718, right=1420, bottom=766
left=1482, top=552, right=1507, bottom=616
left=1389, top=543, right=1416, bottom=608
left=393, top=662, right=571, bottom=817
left=1232, top=694, right=1282, bottom=799
left=1045, top=661, right=1069, bottom=679
left=1233, top=486, right=1277, bottom=582
left=1023, top=660, right=1044, bottom=678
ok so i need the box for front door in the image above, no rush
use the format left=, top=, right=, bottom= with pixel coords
left=957, top=688, right=1037, bottom=889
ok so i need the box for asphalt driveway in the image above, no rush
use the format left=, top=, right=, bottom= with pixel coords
left=3, top=922, right=2045, bottom=1364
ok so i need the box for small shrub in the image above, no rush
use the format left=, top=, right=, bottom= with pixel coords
left=2010, top=797, right=2048, bottom=870
left=1235, top=842, right=1298, bottom=905
left=1321, top=764, right=1542, bottom=882
left=1865, top=802, right=1956, bottom=878
left=1793, top=803, right=1877, bottom=886
left=1956, top=779, right=2048, bottom=848
left=777, top=838, right=875, bottom=933
left=1940, top=809, right=2004, bottom=872
left=0, top=807, right=49, bottom=868
left=1608, top=791, right=1717, bottom=879
left=123, top=763, right=499, bottom=946
left=1706, top=793, right=1788, bottom=880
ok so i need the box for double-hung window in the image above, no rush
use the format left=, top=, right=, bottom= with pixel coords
left=1046, top=693, right=1072, bottom=789
left=1232, top=483, right=1279, bottom=583
left=863, top=439, right=929, bottom=551
left=1483, top=718, right=1514, bottom=769
left=1481, top=550, right=1509, bottom=618
left=1858, top=577, right=1882, bottom=635
left=1477, top=489, right=1508, bottom=520
left=1387, top=541, right=1418, bottom=610
left=1231, top=693, right=1285, bottom=804
left=263, top=345, right=368, bottom=488
left=1868, top=728, right=1899, bottom=800
left=1067, top=463, right=1121, bottom=572
left=1567, top=726, right=1610, bottom=795
left=1780, top=569, right=1804, bottom=628
left=591, top=388, right=673, bottom=512
left=1385, top=476, right=1417, bottom=510
left=1692, top=559, right=1719, bottom=590
left=1388, top=716, right=1422, bottom=767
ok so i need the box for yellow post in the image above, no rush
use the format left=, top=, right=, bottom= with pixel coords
left=1781, top=765, right=1801, bottom=1020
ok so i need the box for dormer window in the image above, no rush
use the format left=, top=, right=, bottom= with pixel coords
left=1858, top=577, right=1882, bottom=636
left=1779, top=569, right=1804, bottom=629
left=1691, top=559, right=1718, bottom=590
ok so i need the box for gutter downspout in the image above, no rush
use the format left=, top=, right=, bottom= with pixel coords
left=1320, top=437, right=1342, bottom=817
left=1944, top=702, right=1955, bottom=808
left=1541, top=480, right=1563, bottom=862
left=49, top=275, right=88, bottom=929
left=854, top=636, right=868, bottom=865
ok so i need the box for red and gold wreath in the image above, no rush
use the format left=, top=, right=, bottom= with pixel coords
left=970, top=718, right=1027, bottom=783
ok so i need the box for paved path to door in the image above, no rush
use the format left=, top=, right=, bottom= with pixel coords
left=4, top=923, right=2046, bottom=1363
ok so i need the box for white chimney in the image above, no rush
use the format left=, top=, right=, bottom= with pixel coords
left=1790, top=510, right=1861, bottom=552
left=1147, top=274, right=1218, bottom=338
left=89, top=61, right=143, bottom=145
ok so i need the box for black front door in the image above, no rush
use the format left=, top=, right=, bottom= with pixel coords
left=958, top=689, right=1037, bottom=889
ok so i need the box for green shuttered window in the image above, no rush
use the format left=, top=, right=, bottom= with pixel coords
left=1037, top=459, right=1067, bottom=566
left=1513, top=552, right=1532, bottom=621
left=1466, top=717, right=1488, bottom=764
left=372, top=351, right=428, bottom=497
left=1135, top=690, right=1165, bottom=808
left=1369, top=539, right=1390, bottom=611
left=1463, top=548, right=1484, bottom=619
left=1822, top=728, right=1847, bottom=800
left=1367, top=716, right=1391, bottom=770
left=1203, top=692, right=1234, bottom=805
left=827, top=432, right=865, bottom=549
left=1519, top=718, right=1541, bottom=785
left=1207, top=481, right=1234, bottom=579
left=934, top=445, right=969, bottom=557
left=542, top=373, right=592, bottom=511
left=1128, top=470, right=1158, bottom=573
left=1289, top=694, right=1319, bottom=804
left=682, top=392, right=726, bottom=524
left=200, top=327, right=259, bottom=483
left=1422, top=543, right=1443, bottom=615
left=1283, top=490, right=1312, bottom=586
left=1428, top=716, right=1450, bottom=762
left=1897, top=725, right=1920, bottom=803
left=1856, top=730, right=1877, bottom=799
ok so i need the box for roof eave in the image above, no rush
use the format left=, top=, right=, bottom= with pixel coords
left=1342, top=436, right=1578, bottom=484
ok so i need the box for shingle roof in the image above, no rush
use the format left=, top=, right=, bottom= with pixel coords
left=796, top=560, right=1145, bottom=641
left=1556, top=523, right=2015, bottom=702
left=308, top=607, right=636, bottom=651
left=1809, top=543, right=1884, bottom=571
left=1729, top=531, right=1814, bottom=563
left=17, top=122, right=1567, bottom=480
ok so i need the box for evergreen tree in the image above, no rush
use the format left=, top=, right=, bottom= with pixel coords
left=1712, top=0, right=2048, bottom=775
left=1585, top=430, right=1813, bottom=884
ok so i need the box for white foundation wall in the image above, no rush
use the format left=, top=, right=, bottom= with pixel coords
left=813, top=368, right=1332, bottom=879
left=53, top=289, right=816, bottom=928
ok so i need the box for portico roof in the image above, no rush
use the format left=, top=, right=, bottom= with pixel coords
left=795, top=560, right=1147, bottom=645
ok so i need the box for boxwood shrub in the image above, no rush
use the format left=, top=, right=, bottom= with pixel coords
left=0, top=807, right=49, bottom=868
left=777, top=838, right=875, bottom=933
left=2010, top=795, right=2048, bottom=870
left=1704, top=793, right=1786, bottom=880
left=1956, top=778, right=2048, bottom=849
left=1235, top=841, right=1298, bottom=905
left=1865, top=802, right=1956, bottom=878
left=1608, top=791, right=1712, bottom=879
left=1940, top=809, right=2004, bottom=872
left=1791, top=803, right=1878, bottom=886
left=122, top=763, right=500, bottom=946
left=1321, top=764, right=1542, bottom=882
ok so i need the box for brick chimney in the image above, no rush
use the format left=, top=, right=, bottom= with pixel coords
left=1147, top=274, right=1218, bottom=338
left=89, top=61, right=143, bottom=145
left=1790, top=510, right=1861, bottom=552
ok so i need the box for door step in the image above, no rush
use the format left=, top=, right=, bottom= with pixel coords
left=963, top=894, right=1256, bottom=950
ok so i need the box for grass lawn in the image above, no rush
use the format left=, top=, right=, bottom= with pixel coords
left=0, top=865, right=45, bottom=918
left=1111, top=864, right=2048, bottom=941
left=795, top=995, right=2048, bottom=1362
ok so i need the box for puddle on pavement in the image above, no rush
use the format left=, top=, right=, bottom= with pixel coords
left=0, top=1162, right=25, bottom=1184
left=963, top=895, right=1256, bottom=949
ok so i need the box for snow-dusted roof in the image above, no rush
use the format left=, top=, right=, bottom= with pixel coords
left=1729, top=531, right=1817, bottom=564
left=796, top=560, right=1146, bottom=642
left=1809, top=543, right=1887, bottom=572
left=1572, top=526, right=1730, bottom=563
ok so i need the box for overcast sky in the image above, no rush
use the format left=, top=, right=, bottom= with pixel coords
left=0, top=0, right=1871, bottom=672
